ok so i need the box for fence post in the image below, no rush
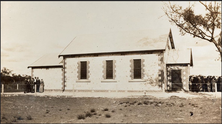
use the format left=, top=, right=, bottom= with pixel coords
left=162, top=83, right=165, bottom=92
left=17, top=84, right=19, bottom=90
left=73, top=84, right=74, bottom=96
left=35, top=84, right=37, bottom=96
left=2, top=84, right=4, bottom=94
left=215, top=83, right=217, bottom=98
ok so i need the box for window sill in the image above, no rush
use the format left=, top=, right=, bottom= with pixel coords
left=128, top=79, right=146, bottom=82
left=76, top=80, right=91, bottom=83
left=101, top=79, right=117, bottom=83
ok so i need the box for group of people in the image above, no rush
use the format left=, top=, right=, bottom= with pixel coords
left=189, top=75, right=222, bottom=92
left=24, top=77, right=44, bottom=93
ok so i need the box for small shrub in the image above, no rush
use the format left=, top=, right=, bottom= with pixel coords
left=17, top=116, right=23, bottom=120
left=2, top=116, right=7, bottom=120
left=105, top=114, right=111, bottom=118
left=119, top=108, right=122, bottom=110
left=143, top=101, right=148, bottom=105
left=26, top=115, right=32, bottom=120
left=103, top=108, right=109, bottom=111
left=137, top=102, right=142, bottom=105
left=98, top=114, right=101, bottom=116
left=11, top=118, right=17, bottom=122
left=85, top=111, right=92, bottom=118
left=59, top=109, right=62, bottom=111
left=46, top=110, right=50, bottom=114
left=90, top=108, right=96, bottom=113
left=124, top=105, right=127, bottom=107
left=77, top=114, right=85, bottom=120
left=111, top=110, right=115, bottom=113
left=130, top=102, right=135, bottom=105
left=67, top=108, right=70, bottom=110
left=6, top=122, right=13, bottom=124
left=93, top=112, right=97, bottom=115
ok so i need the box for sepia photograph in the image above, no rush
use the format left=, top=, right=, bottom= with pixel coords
left=1, top=1, right=221, bottom=123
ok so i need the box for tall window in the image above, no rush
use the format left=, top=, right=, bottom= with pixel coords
left=106, top=60, right=113, bottom=79
left=80, top=61, right=87, bottom=79
left=134, top=59, right=141, bottom=79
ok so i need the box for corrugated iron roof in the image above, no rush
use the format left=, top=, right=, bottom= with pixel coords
left=59, top=29, right=172, bottom=56
left=167, top=48, right=193, bottom=66
left=28, top=53, right=63, bottom=68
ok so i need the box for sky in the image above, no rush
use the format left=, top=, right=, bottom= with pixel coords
left=1, top=1, right=221, bottom=76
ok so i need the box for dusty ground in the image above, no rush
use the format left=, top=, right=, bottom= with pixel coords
left=1, top=93, right=221, bottom=123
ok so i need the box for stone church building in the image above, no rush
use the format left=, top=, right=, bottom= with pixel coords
left=28, top=29, right=193, bottom=93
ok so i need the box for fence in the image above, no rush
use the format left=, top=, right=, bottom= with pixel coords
left=189, top=83, right=222, bottom=92
left=1, top=82, right=221, bottom=94
left=1, top=83, right=27, bottom=92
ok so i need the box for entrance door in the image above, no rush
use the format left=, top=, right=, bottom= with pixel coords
left=171, top=70, right=182, bottom=91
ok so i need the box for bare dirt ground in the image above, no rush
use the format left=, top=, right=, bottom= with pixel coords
left=1, top=92, right=221, bottom=123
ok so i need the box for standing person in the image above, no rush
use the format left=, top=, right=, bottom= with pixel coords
left=33, top=77, right=37, bottom=92
left=30, top=78, right=35, bottom=93
left=219, top=76, right=222, bottom=92
left=24, top=79, right=28, bottom=93
left=39, top=79, right=44, bottom=93
left=203, top=76, right=208, bottom=92
left=36, top=77, right=40, bottom=92
left=206, top=76, right=211, bottom=92
left=211, top=76, right=216, bottom=92
left=198, top=75, right=202, bottom=92
left=189, top=76, right=194, bottom=91
left=27, top=78, right=31, bottom=93
left=192, top=76, right=197, bottom=92
left=218, top=76, right=222, bottom=92
left=201, top=76, right=206, bottom=92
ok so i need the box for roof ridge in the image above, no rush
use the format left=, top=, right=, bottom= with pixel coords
left=59, top=29, right=171, bottom=56
left=28, top=54, right=46, bottom=68
left=59, top=37, right=76, bottom=57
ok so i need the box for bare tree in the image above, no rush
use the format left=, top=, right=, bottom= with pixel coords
left=163, top=1, right=221, bottom=60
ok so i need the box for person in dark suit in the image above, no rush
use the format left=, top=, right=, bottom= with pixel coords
left=211, top=76, right=216, bottom=92
left=217, top=76, right=222, bottom=92
left=24, top=78, right=31, bottom=93
left=24, top=79, right=28, bottom=93
left=36, top=77, right=40, bottom=92
left=206, top=76, right=211, bottom=92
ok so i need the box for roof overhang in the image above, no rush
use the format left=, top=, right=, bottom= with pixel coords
left=169, top=29, right=175, bottom=49
left=190, top=48, right=193, bottom=66
left=59, top=49, right=166, bottom=57
left=28, top=65, right=63, bottom=69
left=166, top=48, right=193, bottom=67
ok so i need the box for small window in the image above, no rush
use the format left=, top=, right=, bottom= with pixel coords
left=106, top=60, right=113, bottom=79
left=133, top=59, right=141, bottom=79
left=80, top=61, right=87, bottom=79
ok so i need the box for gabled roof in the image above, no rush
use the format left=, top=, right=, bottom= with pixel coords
left=28, top=54, right=63, bottom=68
left=59, top=28, right=173, bottom=56
left=167, top=48, right=193, bottom=66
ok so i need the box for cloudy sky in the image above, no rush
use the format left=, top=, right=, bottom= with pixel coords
left=1, top=1, right=221, bottom=76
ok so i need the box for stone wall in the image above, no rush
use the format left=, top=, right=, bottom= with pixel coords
left=63, top=52, right=162, bottom=91
left=166, top=65, right=190, bottom=91
left=32, top=68, right=63, bottom=90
